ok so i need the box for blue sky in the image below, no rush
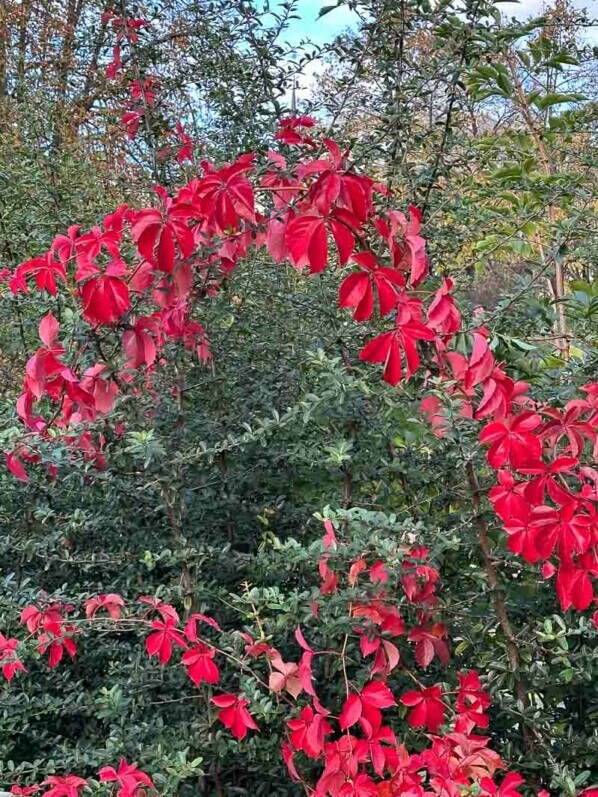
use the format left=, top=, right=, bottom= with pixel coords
left=282, top=0, right=357, bottom=45
left=277, top=0, right=597, bottom=103
left=280, top=0, right=597, bottom=46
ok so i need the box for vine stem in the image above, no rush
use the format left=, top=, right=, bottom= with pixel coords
left=465, top=461, right=529, bottom=712
left=159, top=481, right=194, bottom=610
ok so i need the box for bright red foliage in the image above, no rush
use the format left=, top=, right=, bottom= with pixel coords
left=359, top=293, right=435, bottom=386
left=6, top=98, right=597, bottom=797
left=400, top=686, right=446, bottom=732
left=145, top=618, right=187, bottom=665
left=99, top=759, right=154, bottom=797
left=41, top=775, right=87, bottom=797
left=338, top=252, right=405, bottom=322
left=182, top=642, right=220, bottom=686
left=84, top=593, right=125, bottom=619
left=0, top=633, right=26, bottom=681
left=211, top=693, right=259, bottom=740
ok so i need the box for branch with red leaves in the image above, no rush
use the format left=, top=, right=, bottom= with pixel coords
left=4, top=68, right=598, bottom=794
left=3, top=519, right=532, bottom=797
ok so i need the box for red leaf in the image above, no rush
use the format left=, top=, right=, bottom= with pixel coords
left=123, top=325, right=157, bottom=368
left=99, top=759, right=155, bottom=797
left=156, top=226, right=176, bottom=273
left=7, top=452, right=28, bottom=482
left=39, top=312, right=59, bottom=348
left=339, top=693, right=362, bottom=729
left=360, top=331, right=401, bottom=386
left=330, top=219, right=355, bottom=266
left=349, top=558, right=367, bottom=586
left=310, top=171, right=341, bottom=216
left=80, top=275, right=130, bottom=325
left=182, top=643, right=220, bottom=686
left=211, top=693, right=259, bottom=740
left=298, top=651, right=316, bottom=697
left=361, top=681, right=396, bottom=709
left=295, top=627, right=313, bottom=652
left=184, top=612, right=222, bottom=640
left=556, top=566, right=593, bottom=611
left=266, top=214, right=288, bottom=263
left=85, top=593, right=124, bottom=620
left=145, top=619, right=187, bottom=666
left=281, top=741, right=301, bottom=782
left=286, top=215, right=327, bottom=274
left=400, top=686, right=446, bottom=732
left=322, top=519, right=337, bottom=549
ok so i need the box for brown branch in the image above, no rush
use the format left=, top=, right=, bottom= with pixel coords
left=159, top=481, right=194, bottom=611
left=421, top=2, right=482, bottom=217
left=506, top=51, right=568, bottom=358
left=15, top=0, right=32, bottom=101
left=211, top=359, right=234, bottom=543
left=341, top=419, right=358, bottom=510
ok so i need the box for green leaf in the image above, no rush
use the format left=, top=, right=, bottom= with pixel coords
left=535, top=92, right=587, bottom=110
left=508, top=240, right=533, bottom=256
left=496, top=73, right=513, bottom=96
left=474, top=66, right=499, bottom=80
left=509, top=337, right=537, bottom=351
left=491, top=166, right=524, bottom=180
left=473, top=234, right=500, bottom=251
left=546, top=53, right=579, bottom=67
left=569, top=344, right=585, bottom=361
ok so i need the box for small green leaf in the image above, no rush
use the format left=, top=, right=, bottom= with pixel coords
left=535, top=92, right=587, bottom=110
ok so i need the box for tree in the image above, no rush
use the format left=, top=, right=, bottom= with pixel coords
left=0, top=2, right=597, bottom=795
